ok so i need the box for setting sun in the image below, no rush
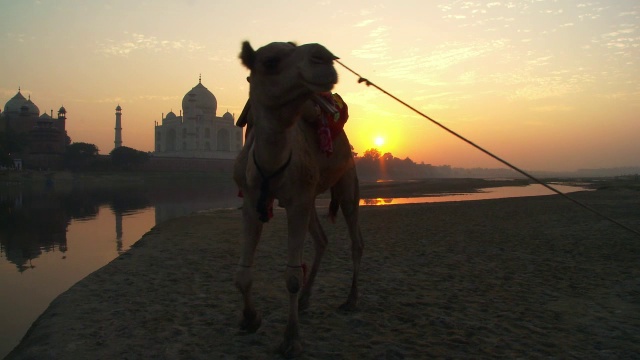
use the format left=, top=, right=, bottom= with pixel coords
left=374, top=136, right=385, bottom=148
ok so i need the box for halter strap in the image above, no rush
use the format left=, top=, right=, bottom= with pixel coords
left=253, top=151, right=292, bottom=222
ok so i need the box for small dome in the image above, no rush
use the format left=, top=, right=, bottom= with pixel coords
left=163, top=110, right=181, bottom=125
left=116, top=105, right=122, bottom=111
left=4, top=90, right=27, bottom=113
left=223, top=111, right=233, bottom=121
left=26, top=98, right=40, bottom=115
left=39, top=112, right=52, bottom=119
left=58, top=106, right=66, bottom=114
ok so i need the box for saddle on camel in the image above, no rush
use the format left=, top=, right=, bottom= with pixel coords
left=232, top=41, right=364, bottom=358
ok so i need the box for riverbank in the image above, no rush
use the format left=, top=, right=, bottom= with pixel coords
left=6, top=183, right=640, bottom=359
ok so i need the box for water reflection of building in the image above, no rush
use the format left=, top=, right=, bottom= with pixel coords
left=153, top=77, right=243, bottom=160
left=115, top=211, right=123, bottom=254
left=0, top=189, right=70, bottom=272
left=0, top=179, right=242, bottom=271
left=0, top=88, right=70, bottom=170
left=141, top=176, right=240, bottom=223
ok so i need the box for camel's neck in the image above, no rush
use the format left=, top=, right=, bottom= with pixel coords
left=251, top=108, right=297, bottom=175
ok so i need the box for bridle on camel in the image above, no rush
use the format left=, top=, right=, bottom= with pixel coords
left=253, top=150, right=292, bottom=222
left=334, top=59, right=640, bottom=238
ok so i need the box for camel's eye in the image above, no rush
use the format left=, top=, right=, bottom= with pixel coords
left=262, top=56, right=281, bottom=72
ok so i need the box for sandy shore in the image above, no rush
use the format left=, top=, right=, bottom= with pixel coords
left=6, top=185, right=640, bottom=359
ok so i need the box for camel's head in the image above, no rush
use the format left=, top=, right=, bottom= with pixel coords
left=240, top=41, right=338, bottom=107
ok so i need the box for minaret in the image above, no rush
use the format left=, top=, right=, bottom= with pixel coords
left=114, top=104, right=122, bottom=149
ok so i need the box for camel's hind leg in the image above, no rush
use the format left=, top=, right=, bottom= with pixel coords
left=334, top=167, right=364, bottom=311
left=299, top=206, right=328, bottom=311
left=235, top=200, right=264, bottom=332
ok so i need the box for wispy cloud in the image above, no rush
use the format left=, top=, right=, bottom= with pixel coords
left=6, top=32, right=31, bottom=42
left=136, top=95, right=181, bottom=101
left=96, top=97, right=126, bottom=104
left=97, top=32, right=205, bottom=56
left=95, top=95, right=180, bottom=104
left=378, top=39, right=509, bottom=84
left=354, top=19, right=377, bottom=27
left=530, top=105, right=574, bottom=113
left=501, top=70, right=594, bottom=101
left=351, top=26, right=391, bottom=60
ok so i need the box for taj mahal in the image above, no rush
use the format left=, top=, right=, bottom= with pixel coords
left=153, top=77, right=243, bottom=160
left=1, top=77, right=243, bottom=170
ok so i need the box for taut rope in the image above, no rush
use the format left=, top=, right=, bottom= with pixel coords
left=335, top=59, right=640, bottom=238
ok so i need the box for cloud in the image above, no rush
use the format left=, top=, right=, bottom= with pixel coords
left=97, top=32, right=205, bottom=57
left=136, top=95, right=181, bottom=101
left=618, top=11, right=637, bottom=17
left=354, top=19, right=377, bottom=27
left=351, top=26, right=391, bottom=60
left=502, top=71, right=594, bottom=101
left=530, top=105, right=574, bottom=112
left=95, top=96, right=127, bottom=104
left=6, top=32, right=30, bottom=43
left=377, top=39, right=508, bottom=84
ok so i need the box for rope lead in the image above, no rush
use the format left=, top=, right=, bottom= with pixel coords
left=335, top=59, right=640, bottom=238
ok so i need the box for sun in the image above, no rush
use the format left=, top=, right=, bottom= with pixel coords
left=374, top=136, right=385, bottom=147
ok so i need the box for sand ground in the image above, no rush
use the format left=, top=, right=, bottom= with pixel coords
left=6, top=183, right=640, bottom=359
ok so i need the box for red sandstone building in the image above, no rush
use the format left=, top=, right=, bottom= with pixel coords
left=0, top=88, right=70, bottom=170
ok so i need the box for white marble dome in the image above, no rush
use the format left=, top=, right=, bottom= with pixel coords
left=182, top=81, right=217, bottom=117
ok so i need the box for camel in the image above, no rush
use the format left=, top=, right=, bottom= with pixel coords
left=233, top=41, right=364, bottom=357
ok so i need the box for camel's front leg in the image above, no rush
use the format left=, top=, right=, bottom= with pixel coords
left=235, top=200, right=263, bottom=333
left=279, top=204, right=312, bottom=358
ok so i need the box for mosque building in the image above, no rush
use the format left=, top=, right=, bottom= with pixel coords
left=0, top=88, right=70, bottom=170
left=153, top=77, right=243, bottom=160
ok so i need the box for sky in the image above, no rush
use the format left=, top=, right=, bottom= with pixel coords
left=1, top=0, right=638, bottom=172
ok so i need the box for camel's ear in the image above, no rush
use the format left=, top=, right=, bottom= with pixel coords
left=240, top=41, right=256, bottom=70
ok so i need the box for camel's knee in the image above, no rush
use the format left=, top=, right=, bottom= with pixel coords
left=285, top=267, right=303, bottom=294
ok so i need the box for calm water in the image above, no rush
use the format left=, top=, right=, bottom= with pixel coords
left=0, top=180, right=588, bottom=357
left=0, top=179, right=241, bottom=358
left=360, top=183, right=590, bottom=205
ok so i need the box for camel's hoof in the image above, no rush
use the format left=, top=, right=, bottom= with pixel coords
left=277, top=338, right=303, bottom=358
left=239, top=310, right=262, bottom=333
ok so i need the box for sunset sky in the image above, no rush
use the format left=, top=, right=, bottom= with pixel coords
left=1, top=0, right=638, bottom=171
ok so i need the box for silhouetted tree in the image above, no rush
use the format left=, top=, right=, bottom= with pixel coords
left=110, top=146, right=149, bottom=170
left=64, top=142, right=99, bottom=171
left=362, top=148, right=381, bottom=161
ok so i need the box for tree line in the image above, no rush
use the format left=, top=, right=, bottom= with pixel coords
left=0, top=131, right=149, bottom=171
left=355, top=148, right=454, bottom=181
left=63, top=143, right=150, bottom=171
left=354, top=148, right=519, bottom=180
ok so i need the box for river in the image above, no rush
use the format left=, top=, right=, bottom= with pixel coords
left=0, top=178, right=589, bottom=357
